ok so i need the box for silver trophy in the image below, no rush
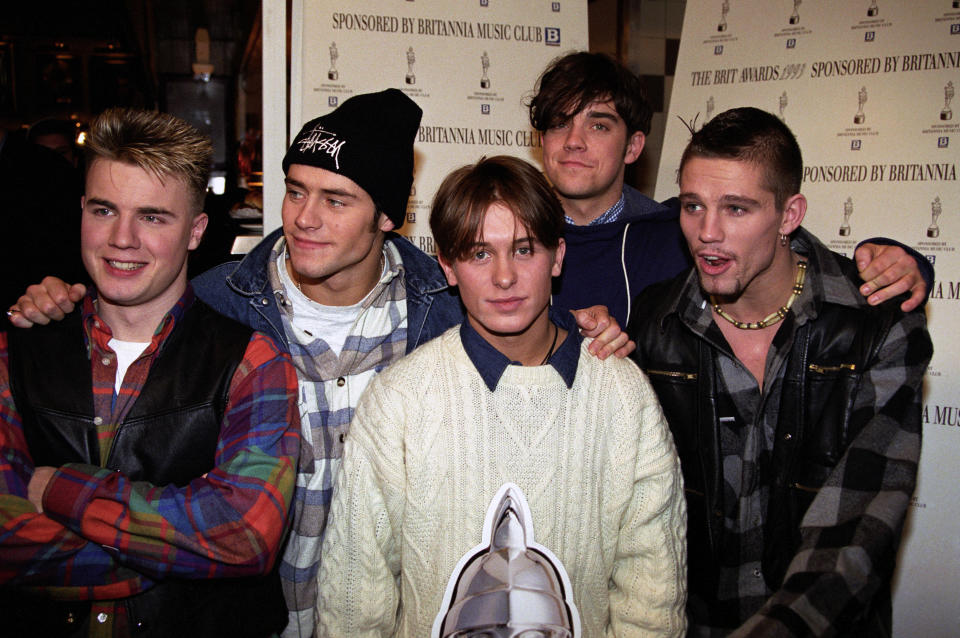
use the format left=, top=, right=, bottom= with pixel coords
left=328, top=42, right=338, bottom=81
left=480, top=51, right=490, bottom=89
left=840, top=197, right=853, bottom=236
left=405, top=46, right=416, bottom=85
left=778, top=92, right=788, bottom=122
left=854, top=86, right=867, bottom=124
left=706, top=96, right=715, bottom=122
left=928, top=196, right=942, bottom=238
left=867, top=0, right=878, bottom=16
left=718, top=0, right=729, bottom=31
left=790, top=0, right=801, bottom=24
left=942, top=81, right=954, bottom=121
left=433, top=484, right=580, bottom=638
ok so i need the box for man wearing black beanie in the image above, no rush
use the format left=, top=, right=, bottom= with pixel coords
left=193, top=88, right=463, bottom=638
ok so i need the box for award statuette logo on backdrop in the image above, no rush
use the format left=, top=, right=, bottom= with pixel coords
left=706, top=96, right=715, bottom=122
left=406, top=46, right=416, bottom=85
left=328, top=42, right=339, bottom=81
left=942, top=81, right=954, bottom=121
left=928, top=196, right=942, bottom=238
left=854, top=86, right=868, bottom=124
left=840, top=197, right=853, bottom=236
left=779, top=92, right=788, bottom=122
left=480, top=51, right=491, bottom=89
left=718, top=0, right=729, bottom=32
left=790, top=0, right=801, bottom=25
left=867, top=0, right=879, bottom=16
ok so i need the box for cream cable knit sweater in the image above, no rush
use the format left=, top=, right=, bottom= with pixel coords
left=317, top=327, right=687, bottom=637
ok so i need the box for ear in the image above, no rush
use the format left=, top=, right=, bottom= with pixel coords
left=188, top=212, right=209, bottom=250
left=551, top=238, right=566, bottom=277
left=437, top=253, right=458, bottom=287
left=779, top=193, right=806, bottom=236
left=623, top=131, right=645, bottom=165
left=378, top=212, right=396, bottom=233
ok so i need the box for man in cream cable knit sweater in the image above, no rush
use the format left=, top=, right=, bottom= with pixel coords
left=317, top=156, right=687, bottom=637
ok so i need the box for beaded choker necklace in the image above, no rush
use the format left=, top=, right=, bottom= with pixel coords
left=711, top=260, right=808, bottom=330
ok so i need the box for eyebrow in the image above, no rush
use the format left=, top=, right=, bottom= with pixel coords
left=583, top=109, right=621, bottom=123
left=284, top=177, right=358, bottom=199
left=85, top=197, right=176, bottom=218
left=468, top=235, right=535, bottom=250
left=678, top=192, right=764, bottom=208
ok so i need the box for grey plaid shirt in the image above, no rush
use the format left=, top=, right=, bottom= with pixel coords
left=671, top=230, right=932, bottom=637
left=270, top=237, right=408, bottom=638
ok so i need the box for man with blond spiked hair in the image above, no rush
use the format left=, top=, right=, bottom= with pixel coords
left=0, top=108, right=300, bottom=638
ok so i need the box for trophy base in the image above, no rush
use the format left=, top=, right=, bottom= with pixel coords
left=328, top=71, right=338, bottom=81
left=717, top=23, right=726, bottom=32
left=941, top=110, right=953, bottom=121
left=405, top=74, right=416, bottom=85
left=839, top=227, right=851, bottom=236
left=853, top=114, right=865, bottom=124
left=480, top=79, right=490, bottom=89
left=927, top=227, right=940, bottom=238
left=789, top=16, right=799, bottom=24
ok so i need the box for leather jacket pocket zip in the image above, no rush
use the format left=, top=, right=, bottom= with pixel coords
left=645, top=368, right=697, bottom=380
left=807, top=363, right=856, bottom=374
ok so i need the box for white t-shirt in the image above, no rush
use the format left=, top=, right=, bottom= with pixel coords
left=275, top=252, right=386, bottom=357
left=108, top=338, right=150, bottom=395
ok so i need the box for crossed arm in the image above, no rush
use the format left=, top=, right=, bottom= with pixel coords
left=0, top=332, right=300, bottom=596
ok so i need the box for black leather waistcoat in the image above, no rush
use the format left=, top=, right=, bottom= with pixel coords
left=3, top=300, right=287, bottom=638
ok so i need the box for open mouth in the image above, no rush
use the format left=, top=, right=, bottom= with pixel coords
left=699, top=254, right=732, bottom=275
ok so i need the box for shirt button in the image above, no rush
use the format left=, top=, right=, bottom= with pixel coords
left=97, top=612, right=109, bottom=623
left=101, top=356, right=111, bottom=365
left=93, top=416, right=103, bottom=426
left=783, top=432, right=793, bottom=440
left=336, top=377, right=346, bottom=387
left=753, top=568, right=762, bottom=578
left=93, top=320, right=100, bottom=329
left=260, top=298, right=269, bottom=306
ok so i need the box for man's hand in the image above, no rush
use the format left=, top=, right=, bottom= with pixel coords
left=571, top=305, right=636, bottom=359
left=7, top=277, right=85, bottom=327
left=27, top=466, right=58, bottom=513
left=855, top=243, right=926, bottom=312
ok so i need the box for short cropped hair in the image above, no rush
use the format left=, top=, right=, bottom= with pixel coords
left=528, top=52, right=653, bottom=136
left=679, top=107, right=803, bottom=211
left=85, top=108, right=212, bottom=210
left=430, top=156, right=565, bottom=264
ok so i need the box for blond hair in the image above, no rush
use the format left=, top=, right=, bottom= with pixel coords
left=85, top=108, right=212, bottom=209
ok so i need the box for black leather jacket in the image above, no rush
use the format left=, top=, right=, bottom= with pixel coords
left=628, top=238, right=927, bottom=635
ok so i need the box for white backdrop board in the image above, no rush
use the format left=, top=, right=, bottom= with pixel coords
left=288, top=0, right=588, bottom=251
left=656, top=2, right=960, bottom=636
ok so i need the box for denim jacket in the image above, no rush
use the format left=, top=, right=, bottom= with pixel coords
left=192, top=228, right=463, bottom=353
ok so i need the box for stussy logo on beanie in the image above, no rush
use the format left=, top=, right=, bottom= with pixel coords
left=296, top=124, right=346, bottom=169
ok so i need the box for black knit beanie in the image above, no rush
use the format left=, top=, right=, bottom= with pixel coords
left=282, top=88, right=422, bottom=229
